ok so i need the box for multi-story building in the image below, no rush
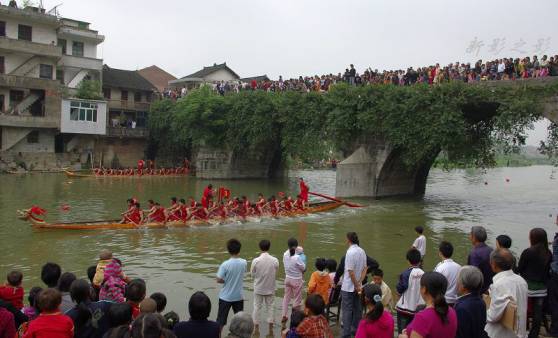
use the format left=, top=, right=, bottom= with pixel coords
left=0, top=4, right=106, bottom=170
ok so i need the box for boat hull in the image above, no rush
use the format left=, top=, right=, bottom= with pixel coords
left=28, top=202, right=343, bottom=230
left=64, top=170, right=188, bottom=179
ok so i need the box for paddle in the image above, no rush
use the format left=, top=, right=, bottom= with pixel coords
left=309, top=192, right=364, bottom=208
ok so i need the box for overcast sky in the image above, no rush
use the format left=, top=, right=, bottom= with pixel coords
left=44, top=0, right=557, bottom=145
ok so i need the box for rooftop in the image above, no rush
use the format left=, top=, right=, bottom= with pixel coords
left=179, top=62, right=240, bottom=80
left=103, top=65, right=156, bottom=92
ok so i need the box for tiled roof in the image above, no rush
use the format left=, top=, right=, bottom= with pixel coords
left=137, top=65, right=176, bottom=92
left=103, top=65, right=156, bottom=91
left=180, top=62, right=240, bottom=80
left=240, top=75, right=270, bottom=82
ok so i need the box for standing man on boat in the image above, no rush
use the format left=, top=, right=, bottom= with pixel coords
left=201, top=184, right=214, bottom=209
left=299, top=178, right=309, bottom=207
left=137, top=159, right=145, bottom=176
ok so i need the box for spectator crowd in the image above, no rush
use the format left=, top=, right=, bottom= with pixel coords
left=0, top=223, right=557, bottom=338
left=162, top=53, right=558, bottom=99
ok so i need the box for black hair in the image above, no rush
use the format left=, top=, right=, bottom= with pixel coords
left=415, top=226, right=424, bottom=234
left=287, top=237, right=298, bottom=256
left=326, top=259, right=337, bottom=272
left=496, top=235, right=512, bottom=249
left=346, top=232, right=359, bottom=245
left=438, top=241, right=454, bottom=258
left=259, top=239, right=271, bottom=252
left=148, top=199, right=154, bottom=204
left=126, top=279, right=146, bottom=303
left=189, top=291, right=211, bottom=320
left=163, top=311, right=179, bottom=330
left=421, top=272, right=449, bottom=324
left=208, top=184, right=213, bottom=189
left=179, top=198, right=186, bottom=204
left=529, top=228, right=551, bottom=265
left=363, top=283, right=384, bottom=321
left=6, top=271, right=22, bottom=286
left=41, top=262, right=61, bottom=288
left=305, top=293, right=325, bottom=316
left=27, top=286, right=43, bottom=310
left=130, top=313, right=162, bottom=338
left=315, top=258, right=327, bottom=272
left=150, top=292, right=167, bottom=313
left=227, top=238, right=241, bottom=255
left=57, top=272, right=77, bottom=292
left=107, top=302, right=133, bottom=328
left=290, top=309, right=306, bottom=329
left=87, top=265, right=96, bottom=284
left=406, top=248, right=422, bottom=265
left=372, top=268, right=384, bottom=278
left=171, top=197, right=177, bottom=202
left=70, top=279, right=93, bottom=331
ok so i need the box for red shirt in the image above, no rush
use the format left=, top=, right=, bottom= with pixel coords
left=23, top=312, right=74, bottom=338
left=299, top=181, right=309, bottom=201
left=0, top=285, right=24, bottom=309
left=0, top=307, right=15, bottom=338
left=296, top=315, right=333, bottom=338
left=128, top=301, right=140, bottom=320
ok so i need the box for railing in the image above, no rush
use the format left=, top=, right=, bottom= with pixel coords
left=106, top=126, right=149, bottom=138
left=107, top=100, right=150, bottom=111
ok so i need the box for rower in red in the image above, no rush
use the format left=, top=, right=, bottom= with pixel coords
left=121, top=202, right=142, bottom=225
left=137, top=159, right=145, bottom=176
left=255, top=193, right=266, bottom=215
left=299, top=178, right=309, bottom=207
left=201, top=184, right=214, bottom=209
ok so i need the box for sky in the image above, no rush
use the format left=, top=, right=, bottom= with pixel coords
left=41, top=0, right=558, bottom=145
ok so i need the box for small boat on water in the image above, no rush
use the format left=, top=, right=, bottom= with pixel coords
left=64, top=170, right=189, bottom=179
left=18, top=201, right=343, bottom=230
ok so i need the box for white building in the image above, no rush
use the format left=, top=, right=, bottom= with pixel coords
left=169, top=62, right=240, bottom=90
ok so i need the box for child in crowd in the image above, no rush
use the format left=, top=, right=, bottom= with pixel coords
left=99, top=258, right=127, bottom=303
left=326, top=259, right=337, bottom=284
left=126, top=279, right=146, bottom=320
left=93, top=249, right=113, bottom=288
left=295, top=294, right=333, bottom=338
left=371, top=268, right=394, bottom=312
left=296, top=246, right=307, bottom=267
left=308, top=258, right=333, bottom=305
left=355, top=283, right=394, bottom=338
left=24, top=288, right=74, bottom=338
left=139, top=298, right=157, bottom=314
left=496, top=234, right=512, bottom=249
left=150, top=292, right=167, bottom=313
left=22, top=286, right=43, bottom=321
left=0, top=270, right=24, bottom=310
left=86, top=265, right=99, bottom=301
left=395, top=248, right=425, bottom=334
left=283, top=309, right=305, bottom=338
left=411, top=226, right=426, bottom=261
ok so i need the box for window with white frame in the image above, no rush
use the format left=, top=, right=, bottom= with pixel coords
left=70, top=101, right=98, bottom=122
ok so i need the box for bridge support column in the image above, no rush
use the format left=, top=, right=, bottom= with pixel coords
left=336, top=142, right=435, bottom=198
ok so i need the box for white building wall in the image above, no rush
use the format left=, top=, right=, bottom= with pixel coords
left=1, top=17, right=57, bottom=44
left=60, top=99, right=107, bottom=135
left=204, top=69, right=238, bottom=82
left=62, top=37, right=98, bottom=58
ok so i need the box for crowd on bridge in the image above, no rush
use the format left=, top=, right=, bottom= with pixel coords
left=1, top=224, right=557, bottom=338
left=162, top=53, right=558, bottom=99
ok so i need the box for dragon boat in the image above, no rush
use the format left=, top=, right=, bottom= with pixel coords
left=64, top=170, right=189, bottom=179
left=17, top=201, right=343, bottom=230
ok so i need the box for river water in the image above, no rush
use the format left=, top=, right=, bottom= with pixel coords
left=0, top=166, right=557, bottom=336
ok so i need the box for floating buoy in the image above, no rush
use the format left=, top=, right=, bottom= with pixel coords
left=505, top=178, right=510, bottom=183
left=484, top=181, right=488, bottom=185
left=60, top=204, right=71, bottom=212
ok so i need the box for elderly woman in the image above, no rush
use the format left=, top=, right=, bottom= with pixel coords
left=454, top=266, right=488, bottom=338
left=225, top=312, right=254, bottom=338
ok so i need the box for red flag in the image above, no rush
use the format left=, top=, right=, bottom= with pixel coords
left=30, top=206, right=46, bottom=215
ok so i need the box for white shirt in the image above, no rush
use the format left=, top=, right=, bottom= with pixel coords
left=395, top=267, right=425, bottom=313
left=250, top=252, right=279, bottom=295
left=485, top=270, right=528, bottom=338
left=434, top=258, right=461, bottom=304
left=498, top=62, right=506, bottom=73
left=341, top=244, right=367, bottom=292
left=283, top=250, right=305, bottom=280
left=413, top=235, right=426, bottom=257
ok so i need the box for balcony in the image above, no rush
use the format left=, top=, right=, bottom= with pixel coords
left=107, top=100, right=151, bottom=111
left=0, top=114, right=58, bottom=128
left=58, top=26, right=105, bottom=43
left=0, top=73, right=60, bottom=90
left=106, top=126, right=149, bottom=138
left=0, top=36, right=62, bottom=58
left=59, top=55, right=103, bottom=71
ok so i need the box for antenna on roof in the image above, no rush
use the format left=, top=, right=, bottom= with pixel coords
left=47, top=3, right=63, bottom=17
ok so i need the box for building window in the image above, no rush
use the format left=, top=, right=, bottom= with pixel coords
left=18, top=25, right=32, bottom=41
left=70, top=100, right=98, bottom=122
left=146, top=92, right=152, bottom=102
left=0, top=22, right=6, bottom=37
left=103, top=88, right=111, bottom=99
left=58, top=39, right=67, bottom=54
left=27, top=131, right=39, bottom=144
left=72, top=41, right=84, bottom=57
left=137, top=111, right=147, bottom=128
left=9, top=90, right=24, bottom=104
left=0, top=56, right=4, bottom=74
left=121, top=90, right=128, bottom=101
left=56, top=68, right=64, bottom=84
left=0, top=95, right=4, bottom=113
left=134, top=92, right=141, bottom=102
left=39, top=64, right=53, bottom=79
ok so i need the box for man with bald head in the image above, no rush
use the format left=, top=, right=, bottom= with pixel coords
left=485, top=249, right=528, bottom=338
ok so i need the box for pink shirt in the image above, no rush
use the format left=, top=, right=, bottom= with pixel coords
left=355, top=310, right=394, bottom=338
left=406, top=307, right=457, bottom=338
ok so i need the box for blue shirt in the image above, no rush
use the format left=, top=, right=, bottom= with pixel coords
left=467, top=243, right=494, bottom=294
left=217, top=257, right=247, bottom=302
left=454, top=293, right=488, bottom=338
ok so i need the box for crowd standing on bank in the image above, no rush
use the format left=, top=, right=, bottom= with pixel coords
left=162, top=53, right=558, bottom=99
left=0, top=223, right=557, bottom=338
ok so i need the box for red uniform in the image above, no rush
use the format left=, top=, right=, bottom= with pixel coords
left=202, top=187, right=213, bottom=208
left=295, top=198, right=305, bottom=210
left=299, top=180, right=309, bottom=202
left=283, top=199, right=293, bottom=211
left=24, top=312, right=74, bottom=338
left=126, top=209, right=141, bottom=224
left=0, top=285, right=24, bottom=309
left=270, top=200, right=279, bottom=216
left=152, top=207, right=166, bottom=223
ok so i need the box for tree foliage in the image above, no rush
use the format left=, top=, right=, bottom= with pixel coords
left=148, top=81, right=558, bottom=169
left=75, top=80, right=103, bottom=100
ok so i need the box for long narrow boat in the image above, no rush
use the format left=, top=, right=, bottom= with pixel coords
left=64, top=170, right=188, bottom=179
left=20, top=201, right=343, bottom=230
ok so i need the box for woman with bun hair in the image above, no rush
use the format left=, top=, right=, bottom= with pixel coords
left=399, top=272, right=457, bottom=338
left=356, top=283, right=394, bottom=338
left=281, top=237, right=306, bottom=324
